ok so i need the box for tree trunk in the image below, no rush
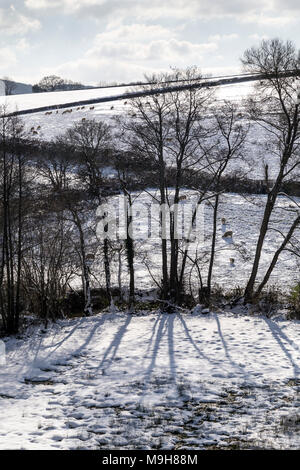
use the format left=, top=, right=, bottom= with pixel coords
left=207, top=194, right=219, bottom=301
left=255, top=215, right=300, bottom=296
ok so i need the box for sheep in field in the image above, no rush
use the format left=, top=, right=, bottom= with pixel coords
left=222, top=230, right=233, bottom=238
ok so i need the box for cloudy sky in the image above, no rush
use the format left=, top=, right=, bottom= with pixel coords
left=0, top=0, right=299, bottom=85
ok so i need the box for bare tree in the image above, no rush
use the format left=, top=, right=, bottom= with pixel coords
left=35, top=138, right=74, bottom=191
left=33, top=75, right=84, bottom=92
left=205, top=101, right=250, bottom=301
left=21, top=212, right=76, bottom=325
left=0, top=108, right=29, bottom=333
left=112, top=150, right=148, bottom=309
left=120, top=67, right=215, bottom=305
left=66, top=203, right=94, bottom=316
left=65, top=119, right=113, bottom=301
left=241, top=38, right=300, bottom=302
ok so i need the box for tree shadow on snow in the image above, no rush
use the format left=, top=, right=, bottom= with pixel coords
left=43, top=315, right=109, bottom=363
left=177, top=313, right=215, bottom=365
left=212, top=313, right=252, bottom=378
left=94, top=314, right=132, bottom=374
left=141, top=314, right=178, bottom=398
left=263, top=318, right=300, bottom=378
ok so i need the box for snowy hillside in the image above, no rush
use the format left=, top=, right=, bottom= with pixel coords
left=2, top=81, right=273, bottom=179
left=0, top=80, right=32, bottom=96
left=0, top=81, right=252, bottom=113
left=1, top=81, right=298, bottom=294
left=0, top=84, right=139, bottom=112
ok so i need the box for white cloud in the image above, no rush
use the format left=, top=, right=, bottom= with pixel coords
left=16, top=38, right=31, bottom=51
left=92, top=24, right=218, bottom=66
left=248, top=34, right=269, bottom=41
left=43, top=57, right=154, bottom=84
left=23, top=0, right=300, bottom=25
left=89, top=24, right=218, bottom=63
left=40, top=23, right=219, bottom=84
left=7, top=0, right=299, bottom=85
left=241, top=13, right=297, bottom=26
left=93, top=23, right=172, bottom=43
left=208, top=34, right=239, bottom=42
left=0, top=7, right=40, bottom=35
left=0, top=48, right=17, bottom=71
left=25, top=0, right=64, bottom=9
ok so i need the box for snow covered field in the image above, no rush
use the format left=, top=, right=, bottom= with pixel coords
left=0, top=81, right=285, bottom=180
left=0, top=81, right=252, bottom=114
left=201, top=193, right=300, bottom=289
left=2, top=81, right=280, bottom=180
left=0, top=85, right=134, bottom=112
left=0, top=310, right=299, bottom=450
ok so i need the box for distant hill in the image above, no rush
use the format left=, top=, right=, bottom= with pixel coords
left=0, top=80, right=32, bottom=96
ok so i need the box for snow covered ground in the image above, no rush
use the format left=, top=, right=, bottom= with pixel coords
left=0, top=310, right=299, bottom=450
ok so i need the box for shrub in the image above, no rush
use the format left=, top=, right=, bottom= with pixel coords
left=288, top=283, right=300, bottom=318
left=257, top=285, right=282, bottom=316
